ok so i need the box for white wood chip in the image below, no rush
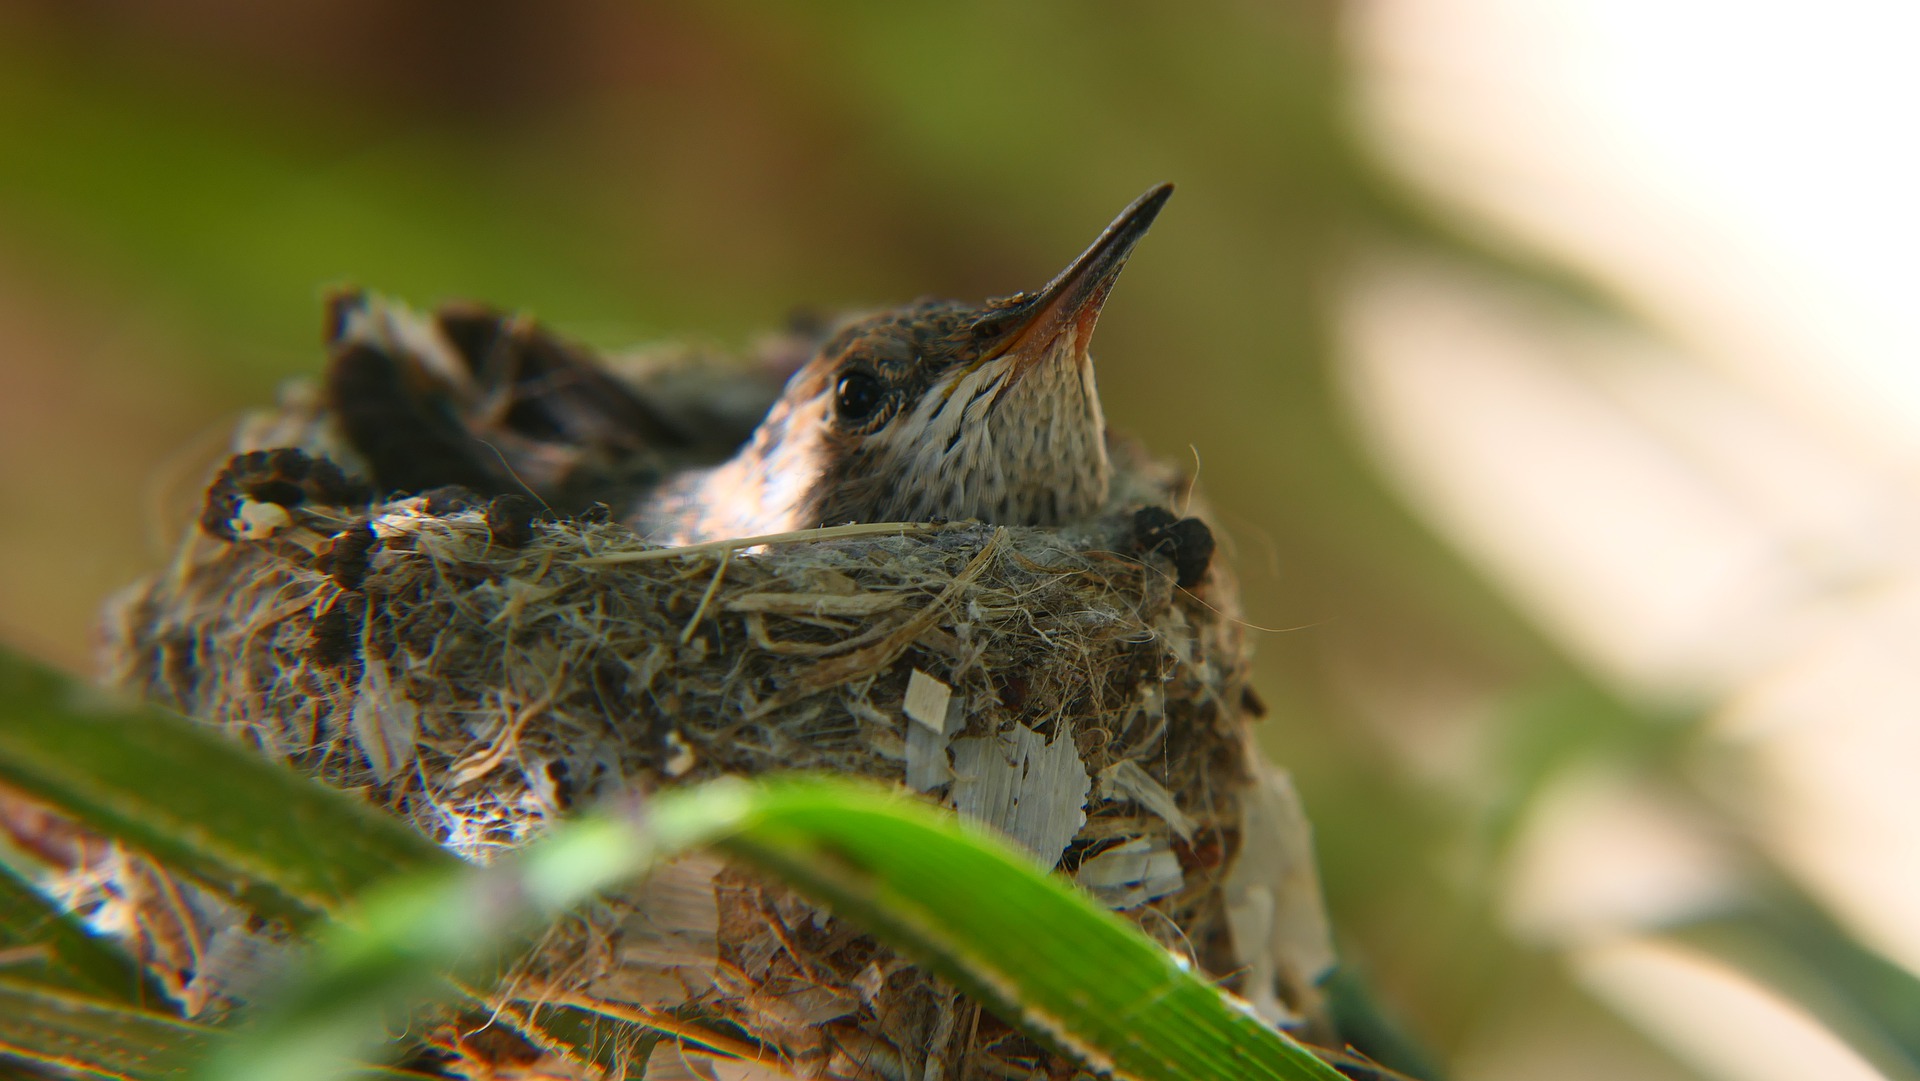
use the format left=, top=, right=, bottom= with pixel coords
left=1096, top=759, right=1198, bottom=841
left=902, top=669, right=952, bottom=733
left=589, top=853, right=723, bottom=1010
left=949, top=721, right=1090, bottom=869
left=349, top=655, right=417, bottom=783
left=663, top=730, right=697, bottom=777
left=759, top=984, right=860, bottom=1027
left=181, top=921, right=296, bottom=1016
left=904, top=721, right=952, bottom=792
left=1223, top=757, right=1336, bottom=1026
left=1075, top=837, right=1186, bottom=910
left=232, top=499, right=292, bottom=540
left=617, top=853, right=722, bottom=968
left=904, top=680, right=963, bottom=792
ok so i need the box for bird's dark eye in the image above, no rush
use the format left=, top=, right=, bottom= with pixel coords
left=834, top=371, right=886, bottom=423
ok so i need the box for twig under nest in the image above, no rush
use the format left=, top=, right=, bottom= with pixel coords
left=82, top=373, right=1335, bottom=1079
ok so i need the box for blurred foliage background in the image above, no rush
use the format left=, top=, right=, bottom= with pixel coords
left=3, top=3, right=1917, bottom=1079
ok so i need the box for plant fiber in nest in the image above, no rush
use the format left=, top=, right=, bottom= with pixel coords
left=88, top=352, right=1334, bottom=1080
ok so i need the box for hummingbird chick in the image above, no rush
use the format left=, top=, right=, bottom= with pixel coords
left=635, top=184, right=1174, bottom=545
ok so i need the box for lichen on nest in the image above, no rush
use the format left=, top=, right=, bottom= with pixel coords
left=87, top=347, right=1332, bottom=1079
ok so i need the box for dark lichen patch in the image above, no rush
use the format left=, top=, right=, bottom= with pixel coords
left=199, top=448, right=371, bottom=541
left=483, top=494, right=540, bottom=549
left=314, top=520, right=379, bottom=592
left=307, top=598, right=362, bottom=670
left=1130, top=504, right=1216, bottom=589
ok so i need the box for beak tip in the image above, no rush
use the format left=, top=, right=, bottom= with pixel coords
left=1111, top=183, right=1176, bottom=238
left=976, top=183, right=1178, bottom=359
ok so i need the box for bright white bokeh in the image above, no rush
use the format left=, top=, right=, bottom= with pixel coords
left=1349, top=3, right=1920, bottom=1076
left=1355, top=0, right=1920, bottom=463
left=1574, top=938, right=1890, bottom=1081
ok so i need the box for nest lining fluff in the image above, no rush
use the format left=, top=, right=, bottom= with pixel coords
left=81, top=362, right=1333, bottom=1080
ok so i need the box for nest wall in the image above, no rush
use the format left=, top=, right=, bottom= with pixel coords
left=75, top=371, right=1333, bottom=1080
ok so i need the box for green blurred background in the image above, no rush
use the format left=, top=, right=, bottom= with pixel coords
left=2, top=4, right=1914, bottom=1079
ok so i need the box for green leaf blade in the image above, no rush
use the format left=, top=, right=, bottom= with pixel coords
left=0, top=977, right=216, bottom=1080
left=204, top=776, right=1343, bottom=1081
left=0, top=652, right=451, bottom=924
left=720, top=782, right=1344, bottom=1081
left=0, top=862, right=161, bottom=1005
left=0, top=978, right=446, bottom=1081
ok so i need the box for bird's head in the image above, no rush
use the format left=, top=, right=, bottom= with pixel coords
left=691, top=184, right=1173, bottom=537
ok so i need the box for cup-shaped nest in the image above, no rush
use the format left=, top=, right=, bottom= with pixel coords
left=88, top=340, right=1332, bottom=1080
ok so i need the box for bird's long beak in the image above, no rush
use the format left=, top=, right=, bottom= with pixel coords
left=976, top=183, right=1173, bottom=374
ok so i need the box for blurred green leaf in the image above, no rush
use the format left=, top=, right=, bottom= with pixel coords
left=0, top=862, right=159, bottom=1005
left=0, top=977, right=215, bottom=1080
left=207, top=778, right=1346, bottom=1081
left=1321, top=966, right=1443, bottom=1081
left=0, top=42, right=656, bottom=385
left=717, top=782, right=1347, bottom=1081
left=0, top=651, right=450, bottom=926
left=198, top=806, right=706, bottom=1081
left=0, top=976, right=443, bottom=1081
left=1673, top=889, right=1920, bottom=1081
